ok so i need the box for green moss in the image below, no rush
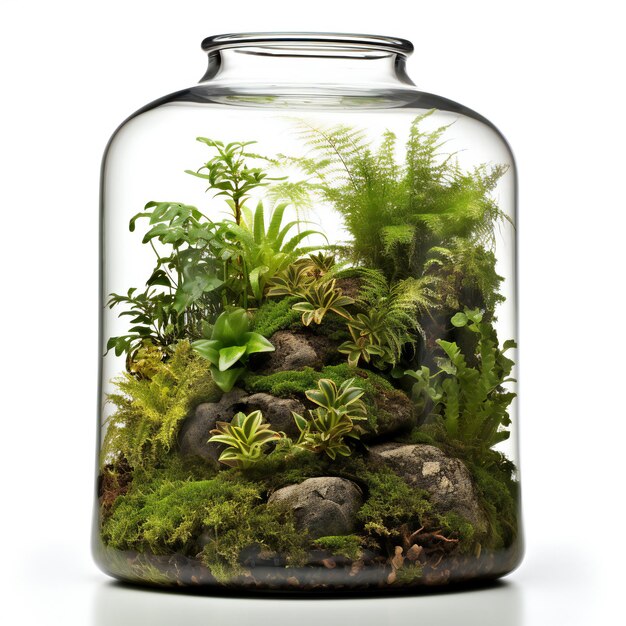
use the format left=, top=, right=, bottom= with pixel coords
left=102, top=341, right=222, bottom=469
left=435, top=511, right=475, bottom=551
left=313, top=535, right=363, bottom=560
left=398, top=427, right=439, bottom=446
left=201, top=497, right=307, bottom=583
left=242, top=439, right=329, bottom=490
left=393, top=562, right=424, bottom=585
left=251, top=297, right=302, bottom=337
left=469, top=460, right=519, bottom=550
left=358, top=469, right=432, bottom=537
left=101, top=469, right=307, bottom=584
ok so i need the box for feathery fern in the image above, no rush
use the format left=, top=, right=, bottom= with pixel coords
left=286, top=112, right=510, bottom=316
left=101, top=341, right=220, bottom=468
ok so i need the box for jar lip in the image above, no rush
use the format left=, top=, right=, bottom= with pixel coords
left=201, top=32, right=414, bottom=56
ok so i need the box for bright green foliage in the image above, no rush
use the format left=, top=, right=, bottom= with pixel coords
left=469, top=459, right=519, bottom=549
left=339, top=311, right=390, bottom=367
left=288, top=114, right=509, bottom=305
left=358, top=469, right=432, bottom=537
left=106, top=137, right=315, bottom=362
left=424, top=237, right=504, bottom=316
left=185, top=138, right=280, bottom=226
left=220, top=200, right=323, bottom=302
left=208, top=410, right=282, bottom=468
left=338, top=269, right=440, bottom=368
left=250, top=296, right=302, bottom=337
left=406, top=309, right=516, bottom=460
left=303, top=252, right=337, bottom=278
left=107, top=201, right=224, bottom=358
left=292, top=378, right=367, bottom=459
left=192, top=308, right=274, bottom=392
left=313, top=535, right=363, bottom=560
left=102, top=472, right=306, bottom=583
left=267, top=262, right=315, bottom=298
left=102, top=341, right=220, bottom=468
left=292, top=279, right=354, bottom=326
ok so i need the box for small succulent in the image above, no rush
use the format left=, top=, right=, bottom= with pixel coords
left=209, top=410, right=281, bottom=468
left=266, top=262, right=314, bottom=298
left=292, top=279, right=354, bottom=326
left=338, top=311, right=394, bottom=368
left=303, top=252, right=336, bottom=278
left=192, top=308, right=274, bottom=392
left=292, top=378, right=367, bottom=459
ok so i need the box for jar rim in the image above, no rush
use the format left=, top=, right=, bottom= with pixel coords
left=201, top=32, right=414, bottom=56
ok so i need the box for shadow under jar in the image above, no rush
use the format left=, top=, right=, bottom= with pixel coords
left=94, top=32, right=522, bottom=592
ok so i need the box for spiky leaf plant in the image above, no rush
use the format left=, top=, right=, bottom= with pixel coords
left=209, top=410, right=282, bottom=469
left=292, top=279, right=354, bottom=326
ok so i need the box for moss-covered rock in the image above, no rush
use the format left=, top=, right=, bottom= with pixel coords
left=243, top=365, right=414, bottom=437
left=101, top=470, right=308, bottom=584
left=368, top=443, right=488, bottom=538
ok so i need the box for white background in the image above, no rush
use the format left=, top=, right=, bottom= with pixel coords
left=1, top=1, right=624, bottom=624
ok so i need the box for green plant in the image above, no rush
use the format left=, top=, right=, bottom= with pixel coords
left=221, top=200, right=323, bottom=302
left=208, top=410, right=281, bottom=469
left=424, top=237, right=504, bottom=316
left=185, top=138, right=280, bottom=225
left=292, top=278, right=354, bottom=326
left=192, top=308, right=274, bottom=392
left=338, top=269, right=440, bottom=369
left=101, top=341, right=220, bottom=468
left=284, top=111, right=509, bottom=326
left=313, top=535, right=363, bottom=560
left=292, top=378, right=367, bottom=459
left=106, top=137, right=320, bottom=362
left=406, top=308, right=516, bottom=461
left=266, top=262, right=315, bottom=298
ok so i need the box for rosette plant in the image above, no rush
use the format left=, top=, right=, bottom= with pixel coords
left=208, top=410, right=281, bottom=468
left=192, top=308, right=274, bottom=392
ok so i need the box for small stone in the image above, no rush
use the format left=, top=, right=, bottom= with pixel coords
left=255, top=330, right=339, bottom=374
left=268, top=477, right=363, bottom=539
left=369, top=443, right=489, bottom=536
left=406, top=544, right=423, bottom=561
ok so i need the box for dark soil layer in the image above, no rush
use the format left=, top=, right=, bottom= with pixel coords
left=93, top=542, right=522, bottom=591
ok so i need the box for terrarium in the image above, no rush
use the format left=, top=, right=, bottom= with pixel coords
left=94, top=33, right=521, bottom=591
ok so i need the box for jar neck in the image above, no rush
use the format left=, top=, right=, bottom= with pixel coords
left=199, top=33, right=416, bottom=91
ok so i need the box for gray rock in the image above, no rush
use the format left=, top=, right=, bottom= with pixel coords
left=268, top=477, right=363, bottom=539
left=257, top=330, right=338, bottom=374
left=178, top=390, right=305, bottom=463
left=369, top=443, right=488, bottom=535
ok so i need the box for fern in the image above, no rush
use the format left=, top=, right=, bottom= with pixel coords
left=351, top=268, right=440, bottom=365
left=406, top=309, right=516, bottom=463
left=102, top=341, right=220, bottom=468
left=424, top=237, right=504, bottom=315
left=286, top=112, right=510, bottom=315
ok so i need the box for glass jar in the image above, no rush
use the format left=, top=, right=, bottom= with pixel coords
left=94, top=32, right=521, bottom=591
